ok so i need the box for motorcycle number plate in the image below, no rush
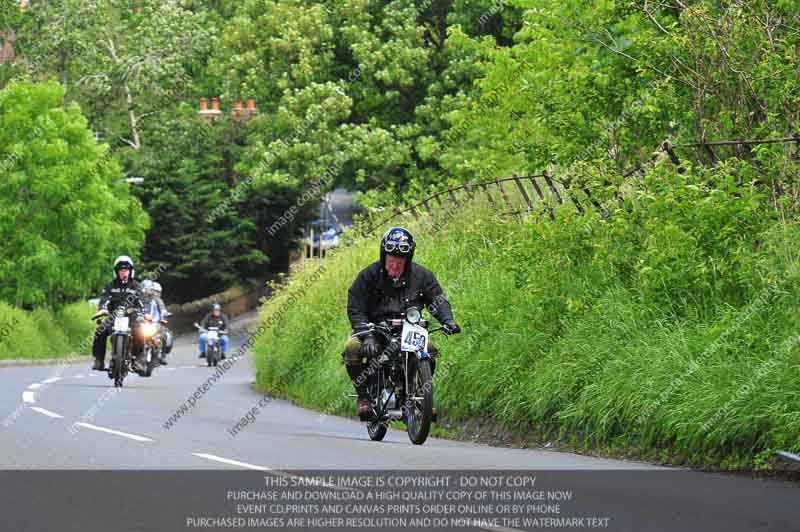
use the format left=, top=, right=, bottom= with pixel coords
left=113, top=317, right=129, bottom=332
left=207, top=331, right=219, bottom=340
left=400, top=322, right=428, bottom=352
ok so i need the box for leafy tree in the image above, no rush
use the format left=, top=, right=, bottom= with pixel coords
left=0, top=81, right=148, bottom=307
left=439, top=0, right=800, bottom=193
left=16, top=0, right=215, bottom=150
left=124, top=108, right=271, bottom=301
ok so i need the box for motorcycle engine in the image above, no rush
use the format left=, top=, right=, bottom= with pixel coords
left=381, top=389, right=397, bottom=410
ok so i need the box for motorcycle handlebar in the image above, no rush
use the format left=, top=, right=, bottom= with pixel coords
left=353, top=323, right=449, bottom=344
left=194, top=324, right=228, bottom=335
left=90, top=311, right=109, bottom=322
left=91, top=307, right=141, bottom=323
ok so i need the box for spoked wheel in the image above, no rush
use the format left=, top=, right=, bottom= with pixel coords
left=111, top=336, right=127, bottom=388
left=367, top=421, right=388, bottom=441
left=406, top=359, right=433, bottom=445
left=365, top=366, right=386, bottom=441
left=144, top=346, right=155, bottom=377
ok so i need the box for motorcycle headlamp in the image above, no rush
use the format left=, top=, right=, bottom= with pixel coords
left=405, top=307, right=421, bottom=325
left=142, top=322, right=158, bottom=337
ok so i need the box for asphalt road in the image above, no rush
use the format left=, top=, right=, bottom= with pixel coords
left=0, top=317, right=797, bottom=531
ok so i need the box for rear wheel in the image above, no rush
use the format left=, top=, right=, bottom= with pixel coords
left=406, top=359, right=433, bottom=445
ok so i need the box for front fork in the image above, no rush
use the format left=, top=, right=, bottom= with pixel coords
left=109, top=332, right=131, bottom=376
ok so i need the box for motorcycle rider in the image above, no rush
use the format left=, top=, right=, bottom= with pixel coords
left=198, top=303, right=230, bottom=359
left=92, top=256, right=147, bottom=373
left=344, top=227, right=461, bottom=419
left=140, top=280, right=171, bottom=365
left=151, top=282, right=173, bottom=361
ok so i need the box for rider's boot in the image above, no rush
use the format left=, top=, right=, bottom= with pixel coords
left=198, top=351, right=205, bottom=358
left=92, top=357, right=105, bottom=371
left=347, top=364, right=374, bottom=421
left=357, top=399, right=374, bottom=421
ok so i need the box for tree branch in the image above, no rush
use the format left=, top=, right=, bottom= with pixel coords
left=641, top=1, right=671, bottom=35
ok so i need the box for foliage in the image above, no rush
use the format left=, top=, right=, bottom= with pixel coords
left=0, top=301, right=95, bottom=360
left=435, top=1, right=800, bottom=191
left=0, top=81, right=148, bottom=307
left=125, top=108, right=280, bottom=301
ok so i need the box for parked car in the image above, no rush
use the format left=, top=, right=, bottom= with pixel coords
left=305, top=220, right=340, bottom=254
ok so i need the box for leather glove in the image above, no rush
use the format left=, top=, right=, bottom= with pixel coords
left=361, top=335, right=379, bottom=357
left=443, top=320, right=461, bottom=335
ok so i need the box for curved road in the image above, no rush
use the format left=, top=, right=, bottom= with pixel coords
left=0, top=317, right=797, bottom=531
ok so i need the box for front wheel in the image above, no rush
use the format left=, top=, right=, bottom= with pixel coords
left=144, top=346, right=156, bottom=377
left=367, top=422, right=388, bottom=441
left=111, top=335, right=127, bottom=387
left=406, top=359, right=433, bottom=445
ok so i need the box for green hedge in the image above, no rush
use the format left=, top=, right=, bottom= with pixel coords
left=0, top=302, right=96, bottom=360
left=254, top=166, right=800, bottom=470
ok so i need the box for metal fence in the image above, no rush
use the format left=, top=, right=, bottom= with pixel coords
left=359, top=132, right=800, bottom=236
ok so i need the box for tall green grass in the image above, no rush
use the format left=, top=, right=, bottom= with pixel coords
left=254, top=167, right=800, bottom=469
left=0, top=301, right=95, bottom=360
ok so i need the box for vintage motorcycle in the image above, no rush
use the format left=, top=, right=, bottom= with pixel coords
left=353, top=307, right=442, bottom=445
left=194, top=323, right=227, bottom=367
left=140, top=317, right=162, bottom=377
left=91, top=306, right=138, bottom=388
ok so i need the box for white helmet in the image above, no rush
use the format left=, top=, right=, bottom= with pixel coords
left=152, top=282, right=162, bottom=296
left=141, top=279, right=153, bottom=293
left=113, top=255, right=135, bottom=279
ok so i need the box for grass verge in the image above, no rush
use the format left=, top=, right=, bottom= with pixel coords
left=0, top=301, right=95, bottom=360
left=254, top=166, right=800, bottom=470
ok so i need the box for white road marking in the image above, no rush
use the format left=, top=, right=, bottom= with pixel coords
left=165, top=367, right=177, bottom=371
left=73, top=375, right=84, bottom=379
left=22, top=391, right=35, bottom=404
left=73, top=422, right=153, bottom=442
left=192, top=453, right=271, bottom=471
left=475, top=524, right=526, bottom=532
left=87, top=374, right=97, bottom=377
left=190, top=454, right=346, bottom=492
left=42, top=377, right=61, bottom=384
left=27, top=383, right=41, bottom=390
left=30, top=407, right=64, bottom=419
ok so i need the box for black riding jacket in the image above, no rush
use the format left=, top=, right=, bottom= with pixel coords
left=98, top=278, right=145, bottom=316
left=200, top=312, right=230, bottom=331
left=347, top=261, right=455, bottom=331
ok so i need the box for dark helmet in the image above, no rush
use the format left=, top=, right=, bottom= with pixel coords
left=380, top=227, right=415, bottom=271
left=113, top=255, right=135, bottom=280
